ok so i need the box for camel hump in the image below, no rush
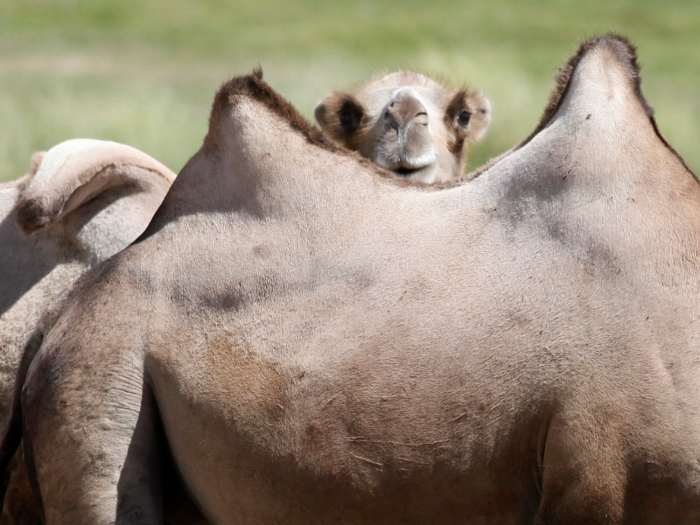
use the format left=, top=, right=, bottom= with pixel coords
left=15, top=139, right=175, bottom=235
left=203, top=69, right=341, bottom=156
left=507, top=34, right=696, bottom=183
left=529, top=35, right=652, bottom=139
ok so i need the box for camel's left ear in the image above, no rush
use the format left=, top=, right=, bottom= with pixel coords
left=314, top=92, right=365, bottom=143
left=15, top=139, right=176, bottom=235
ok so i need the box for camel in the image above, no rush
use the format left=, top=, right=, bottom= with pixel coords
left=5, top=35, right=700, bottom=524
left=0, top=139, right=175, bottom=525
left=315, top=71, right=490, bottom=183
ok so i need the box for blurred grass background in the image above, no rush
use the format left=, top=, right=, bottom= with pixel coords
left=1, top=0, right=698, bottom=182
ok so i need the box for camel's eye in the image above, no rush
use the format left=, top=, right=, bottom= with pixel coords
left=458, top=110, right=471, bottom=126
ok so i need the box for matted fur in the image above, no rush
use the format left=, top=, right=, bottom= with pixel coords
left=206, top=68, right=342, bottom=156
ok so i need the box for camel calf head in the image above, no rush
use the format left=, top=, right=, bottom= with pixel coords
left=315, top=72, right=490, bottom=183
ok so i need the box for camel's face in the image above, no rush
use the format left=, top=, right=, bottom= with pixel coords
left=315, top=72, right=491, bottom=183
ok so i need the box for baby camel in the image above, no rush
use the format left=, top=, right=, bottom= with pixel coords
left=315, top=71, right=490, bottom=183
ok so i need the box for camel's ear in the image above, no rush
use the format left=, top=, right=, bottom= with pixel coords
left=465, top=92, right=492, bottom=142
left=314, top=93, right=364, bottom=142
left=15, top=139, right=176, bottom=235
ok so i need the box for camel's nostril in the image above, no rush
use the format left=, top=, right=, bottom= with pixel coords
left=384, top=111, right=400, bottom=130
left=414, top=112, right=429, bottom=126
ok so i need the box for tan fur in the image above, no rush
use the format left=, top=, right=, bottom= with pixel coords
left=0, top=139, right=175, bottom=525
left=7, top=36, right=700, bottom=524
left=315, top=72, right=491, bottom=183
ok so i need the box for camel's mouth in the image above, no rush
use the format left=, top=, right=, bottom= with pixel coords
left=387, top=161, right=438, bottom=183
left=376, top=150, right=439, bottom=184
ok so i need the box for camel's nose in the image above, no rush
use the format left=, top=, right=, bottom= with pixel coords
left=383, top=89, right=429, bottom=132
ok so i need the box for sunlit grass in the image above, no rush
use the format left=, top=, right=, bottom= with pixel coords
left=1, top=0, right=699, bottom=181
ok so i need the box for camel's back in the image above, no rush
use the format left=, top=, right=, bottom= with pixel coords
left=125, top=181, right=700, bottom=523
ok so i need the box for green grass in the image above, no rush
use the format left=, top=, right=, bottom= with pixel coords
left=1, top=0, right=699, bottom=181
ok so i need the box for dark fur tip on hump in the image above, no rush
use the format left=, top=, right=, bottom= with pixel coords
left=204, top=69, right=343, bottom=155
left=524, top=34, right=653, bottom=145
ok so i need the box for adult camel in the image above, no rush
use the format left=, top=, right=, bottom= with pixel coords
left=4, top=35, right=700, bottom=524
left=0, top=139, right=175, bottom=525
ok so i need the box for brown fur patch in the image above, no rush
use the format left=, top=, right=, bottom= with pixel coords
left=314, top=93, right=366, bottom=147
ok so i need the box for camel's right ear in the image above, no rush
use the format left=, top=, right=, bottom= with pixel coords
left=314, top=93, right=364, bottom=142
left=15, top=139, right=176, bottom=235
left=465, top=92, right=492, bottom=143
